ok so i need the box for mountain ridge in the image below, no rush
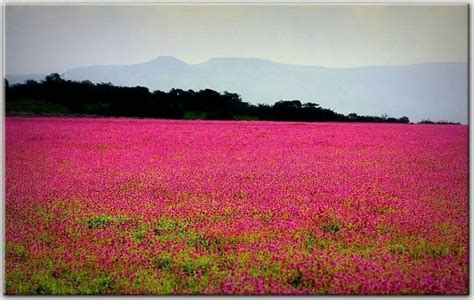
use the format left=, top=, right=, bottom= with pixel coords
left=6, top=56, right=468, bottom=123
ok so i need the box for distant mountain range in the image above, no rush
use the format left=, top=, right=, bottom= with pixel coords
left=7, top=56, right=468, bottom=123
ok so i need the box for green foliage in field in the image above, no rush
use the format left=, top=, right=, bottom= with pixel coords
left=86, top=216, right=116, bottom=229
left=130, top=225, right=149, bottom=242
left=86, top=215, right=128, bottom=229
left=5, top=244, right=28, bottom=260
left=154, top=217, right=188, bottom=236
left=321, top=220, right=342, bottom=234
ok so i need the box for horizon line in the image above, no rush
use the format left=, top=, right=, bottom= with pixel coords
left=5, top=56, right=468, bottom=76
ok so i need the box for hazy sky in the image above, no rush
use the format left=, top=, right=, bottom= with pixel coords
left=6, top=4, right=468, bottom=74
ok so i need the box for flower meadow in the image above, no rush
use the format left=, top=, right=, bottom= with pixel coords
left=5, top=117, right=468, bottom=295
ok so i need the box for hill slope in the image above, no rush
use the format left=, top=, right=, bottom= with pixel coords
left=8, top=57, right=468, bottom=123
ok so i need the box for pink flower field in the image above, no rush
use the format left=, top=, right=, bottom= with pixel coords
left=5, top=117, right=469, bottom=295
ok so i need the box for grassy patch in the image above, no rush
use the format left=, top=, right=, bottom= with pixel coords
left=154, top=217, right=188, bottom=236
left=288, top=270, right=304, bottom=289
left=5, top=269, right=28, bottom=294
left=5, top=244, right=27, bottom=260
left=130, top=225, right=149, bottom=242
left=181, top=257, right=211, bottom=276
left=33, top=272, right=69, bottom=295
left=321, top=220, right=342, bottom=234
left=187, top=231, right=212, bottom=248
left=410, top=242, right=450, bottom=259
left=306, top=232, right=329, bottom=251
left=387, top=242, right=406, bottom=255
left=339, top=243, right=374, bottom=256
left=86, top=216, right=116, bottom=229
left=371, top=206, right=396, bottom=216
left=133, top=270, right=161, bottom=293
left=152, top=252, right=173, bottom=270
left=387, top=239, right=450, bottom=259
left=178, top=251, right=213, bottom=276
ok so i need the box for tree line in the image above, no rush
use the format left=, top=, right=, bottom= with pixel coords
left=5, top=73, right=413, bottom=123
